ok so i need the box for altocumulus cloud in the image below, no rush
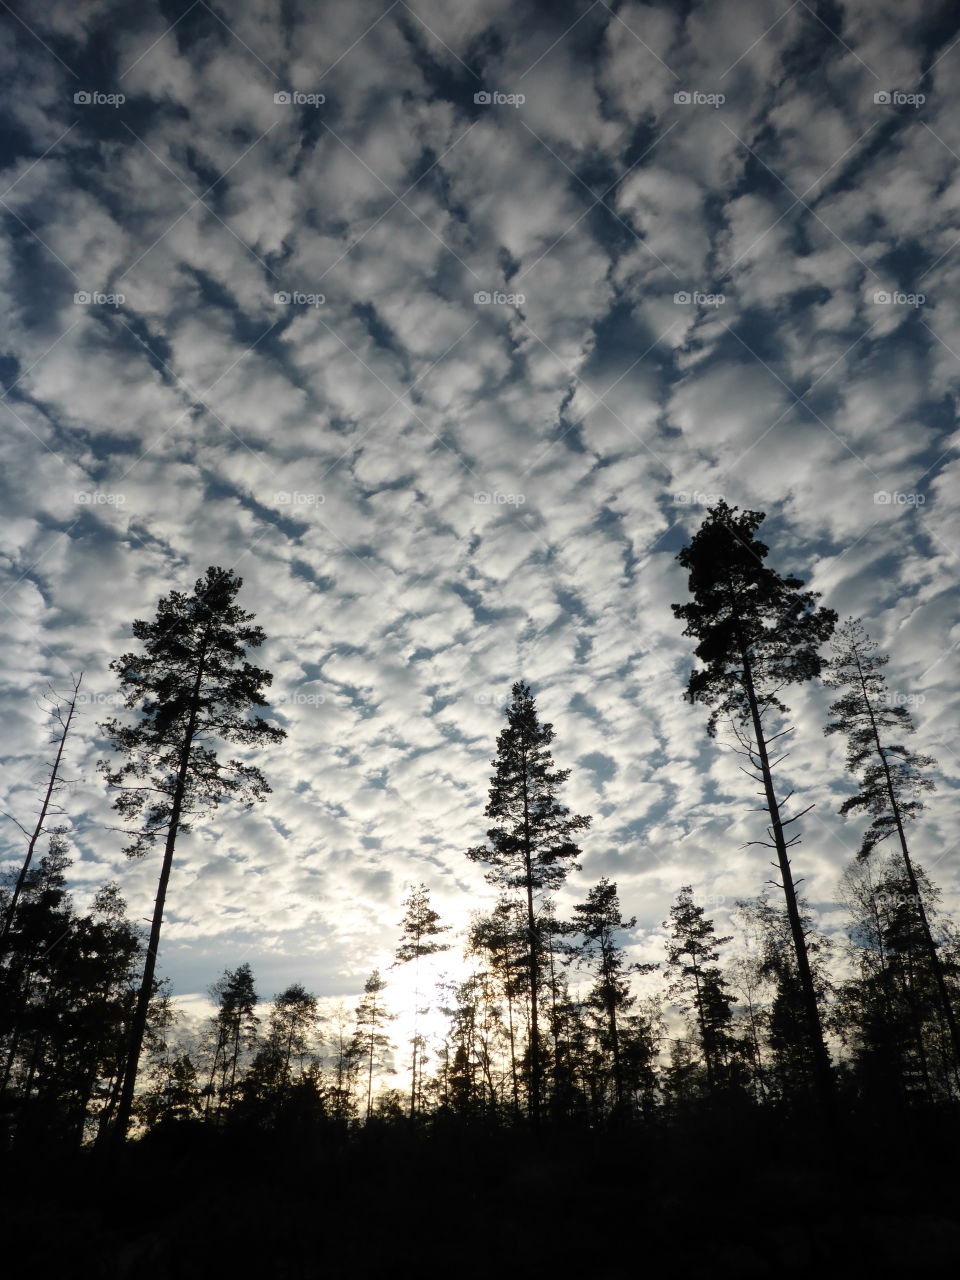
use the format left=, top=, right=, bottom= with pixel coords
left=1, top=0, right=959, bottom=1010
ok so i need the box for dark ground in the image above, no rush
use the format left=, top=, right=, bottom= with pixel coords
left=5, top=1105, right=960, bottom=1278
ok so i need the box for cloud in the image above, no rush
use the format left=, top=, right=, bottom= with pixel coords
left=1, top=0, right=958, bottom=1014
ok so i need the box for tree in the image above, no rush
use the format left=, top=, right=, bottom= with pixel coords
left=0, top=838, right=146, bottom=1146
left=823, top=617, right=959, bottom=1080
left=836, top=856, right=958, bottom=1102
left=672, top=502, right=837, bottom=1111
left=0, top=673, right=83, bottom=958
left=205, top=963, right=259, bottom=1117
left=664, top=886, right=737, bottom=1093
left=99, top=566, right=286, bottom=1143
left=327, top=1001, right=361, bottom=1121
left=467, top=898, right=528, bottom=1117
left=466, top=680, right=591, bottom=1123
left=736, top=893, right=833, bottom=1105
left=238, top=984, right=323, bottom=1127
left=393, top=885, right=449, bottom=1117
left=138, top=1050, right=203, bottom=1129
left=437, top=975, right=495, bottom=1118
left=569, top=878, right=655, bottom=1109
left=352, top=970, right=394, bottom=1120
left=269, top=984, right=320, bottom=1085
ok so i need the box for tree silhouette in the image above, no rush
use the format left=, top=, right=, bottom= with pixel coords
left=466, top=680, right=591, bottom=1123
left=673, top=502, right=836, bottom=1112
left=823, top=617, right=959, bottom=1079
left=467, top=897, right=528, bottom=1117
left=352, top=970, right=394, bottom=1120
left=664, top=886, right=738, bottom=1093
left=569, top=878, right=655, bottom=1109
left=99, top=566, right=285, bottom=1142
left=0, top=673, right=83, bottom=959
left=736, top=892, right=833, bottom=1104
left=205, top=963, right=259, bottom=1117
left=393, top=884, right=449, bottom=1118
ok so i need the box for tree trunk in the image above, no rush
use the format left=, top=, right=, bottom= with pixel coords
left=855, top=654, right=960, bottom=1085
left=520, top=757, right=540, bottom=1124
left=691, top=957, right=715, bottom=1091
left=739, top=647, right=835, bottom=1112
left=112, top=639, right=210, bottom=1146
left=0, top=674, right=82, bottom=955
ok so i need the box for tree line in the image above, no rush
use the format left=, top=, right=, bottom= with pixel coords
left=1, top=501, right=958, bottom=1151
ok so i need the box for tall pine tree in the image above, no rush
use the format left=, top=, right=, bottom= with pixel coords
left=823, top=617, right=959, bottom=1080
left=569, top=878, right=655, bottom=1110
left=99, top=566, right=285, bottom=1142
left=393, top=884, right=449, bottom=1118
left=672, top=502, right=836, bottom=1111
left=466, top=680, right=590, bottom=1123
left=664, top=886, right=737, bottom=1093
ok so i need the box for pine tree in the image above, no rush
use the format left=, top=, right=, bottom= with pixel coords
left=0, top=832, right=77, bottom=1132
left=0, top=837, right=148, bottom=1146
left=205, top=963, right=259, bottom=1117
left=352, top=970, right=394, bottom=1120
left=323, top=1001, right=359, bottom=1120
left=836, top=856, right=958, bottom=1102
left=569, top=878, right=655, bottom=1110
left=269, top=983, right=320, bottom=1086
left=437, top=975, right=492, bottom=1117
left=672, top=501, right=837, bottom=1111
left=823, top=616, right=959, bottom=1080
left=393, top=885, right=449, bottom=1118
left=663, top=886, right=737, bottom=1093
left=467, top=898, right=528, bottom=1117
left=240, top=984, right=321, bottom=1124
left=736, top=893, right=833, bottom=1105
left=98, top=565, right=286, bottom=1143
left=466, top=680, right=590, bottom=1123
left=0, top=673, right=83, bottom=958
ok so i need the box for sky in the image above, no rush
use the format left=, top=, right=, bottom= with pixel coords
left=2, top=0, right=960, bottom=1038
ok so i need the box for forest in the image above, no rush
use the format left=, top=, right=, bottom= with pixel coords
left=3, top=500, right=960, bottom=1277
